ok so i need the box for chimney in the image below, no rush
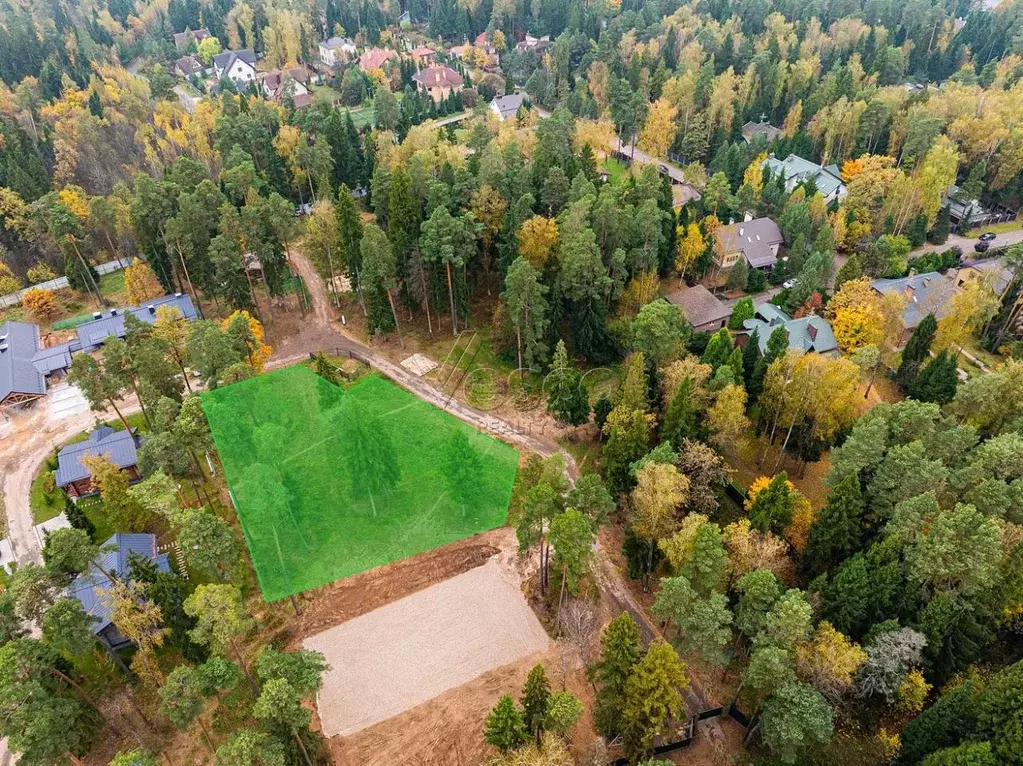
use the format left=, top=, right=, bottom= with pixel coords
left=744, top=211, right=754, bottom=222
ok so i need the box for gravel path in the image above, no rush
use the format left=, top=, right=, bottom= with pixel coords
left=304, top=558, right=549, bottom=737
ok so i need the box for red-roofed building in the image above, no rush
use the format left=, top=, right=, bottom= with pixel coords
left=359, top=47, right=397, bottom=72
left=411, top=46, right=437, bottom=64
left=412, top=65, right=465, bottom=102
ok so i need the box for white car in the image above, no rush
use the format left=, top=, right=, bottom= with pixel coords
left=782, top=279, right=796, bottom=289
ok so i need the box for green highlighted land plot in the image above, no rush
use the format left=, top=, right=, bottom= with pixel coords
left=201, top=366, right=519, bottom=601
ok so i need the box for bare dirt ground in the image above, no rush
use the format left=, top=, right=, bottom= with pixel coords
left=305, top=555, right=549, bottom=737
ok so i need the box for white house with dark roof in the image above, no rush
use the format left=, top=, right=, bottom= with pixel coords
left=318, top=36, right=357, bottom=66
left=490, top=93, right=526, bottom=121
left=713, top=217, right=785, bottom=270
left=213, top=49, right=257, bottom=90
left=764, top=153, right=847, bottom=203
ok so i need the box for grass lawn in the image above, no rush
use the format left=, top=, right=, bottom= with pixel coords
left=604, top=157, right=628, bottom=183
left=30, top=467, right=62, bottom=524
left=346, top=103, right=376, bottom=129
left=79, top=498, right=115, bottom=544
left=201, top=365, right=520, bottom=601
left=967, top=219, right=1022, bottom=236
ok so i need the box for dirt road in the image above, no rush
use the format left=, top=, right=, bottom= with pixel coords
left=0, top=401, right=141, bottom=565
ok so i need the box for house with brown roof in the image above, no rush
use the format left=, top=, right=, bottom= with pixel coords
left=258, top=67, right=310, bottom=105
left=411, top=46, right=437, bottom=64
left=413, top=65, right=464, bottom=102
left=742, top=120, right=781, bottom=145
left=665, top=285, right=731, bottom=332
left=712, top=217, right=784, bottom=271
left=173, top=28, right=211, bottom=52
left=174, top=55, right=207, bottom=78
left=359, top=47, right=397, bottom=72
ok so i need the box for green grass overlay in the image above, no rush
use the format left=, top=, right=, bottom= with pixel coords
left=201, top=366, right=519, bottom=601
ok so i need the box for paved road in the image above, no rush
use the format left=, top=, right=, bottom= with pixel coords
left=912, top=227, right=1023, bottom=257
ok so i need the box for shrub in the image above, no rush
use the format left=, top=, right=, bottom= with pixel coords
left=26, top=262, right=58, bottom=284
left=22, top=288, right=62, bottom=322
left=0, top=275, right=20, bottom=295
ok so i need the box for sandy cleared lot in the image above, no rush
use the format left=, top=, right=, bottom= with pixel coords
left=304, top=558, right=549, bottom=737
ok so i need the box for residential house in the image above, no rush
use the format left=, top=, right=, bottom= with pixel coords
left=258, top=67, right=311, bottom=107
left=763, top=153, right=848, bottom=203
left=212, top=49, right=257, bottom=90
left=74, top=293, right=198, bottom=353
left=741, top=303, right=838, bottom=355
left=174, top=55, right=206, bottom=79
left=515, top=34, right=551, bottom=53
left=413, top=65, right=464, bottom=103
left=55, top=426, right=142, bottom=499
left=0, top=321, right=46, bottom=408
left=741, top=120, right=781, bottom=145
left=871, top=272, right=956, bottom=338
left=173, top=28, right=211, bottom=52
left=940, top=184, right=1015, bottom=231
left=411, top=45, right=437, bottom=65
left=950, top=257, right=1015, bottom=296
left=473, top=32, right=500, bottom=63
left=489, top=93, right=526, bottom=121
left=665, top=285, right=731, bottom=332
left=69, top=534, right=171, bottom=649
left=318, top=36, right=357, bottom=66
left=712, top=217, right=785, bottom=270
left=358, top=47, right=397, bottom=72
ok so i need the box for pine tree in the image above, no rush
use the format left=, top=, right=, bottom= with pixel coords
left=909, top=350, right=959, bottom=405
left=63, top=494, right=96, bottom=540
left=484, top=695, right=527, bottom=754
left=896, top=314, right=937, bottom=389
left=742, top=329, right=762, bottom=384
left=801, top=474, right=864, bottom=577
left=622, top=641, right=688, bottom=759
left=520, top=664, right=550, bottom=747
left=662, top=378, right=699, bottom=447
left=928, top=206, right=951, bottom=245
left=701, top=328, right=733, bottom=370
left=546, top=341, right=590, bottom=426
left=593, top=613, right=642, bottom=738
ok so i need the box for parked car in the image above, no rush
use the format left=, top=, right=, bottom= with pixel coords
left=979, top=232, right=997, bottom=242
left=782, top=279, right=796, bottom=289
left=974, top=240, right=991, bottom=253
left=294, top=203, right=313, bottom=216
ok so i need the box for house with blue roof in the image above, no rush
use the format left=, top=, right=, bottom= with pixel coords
left=742, top=303, right=838, bottom=356
left=56, top=426, right=143, bottom=499
left=74, top=293, right=198, bottom=352
left=68, top=533, right=170, bottom=650
left=0, top=321, right=46, bottom=408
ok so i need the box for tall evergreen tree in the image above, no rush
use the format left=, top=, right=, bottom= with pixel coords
left=896, top=314, right=937, bottom=389
left=801, top=474, right=864, bottom=577
left=908, top=350, right=959, bottom=405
